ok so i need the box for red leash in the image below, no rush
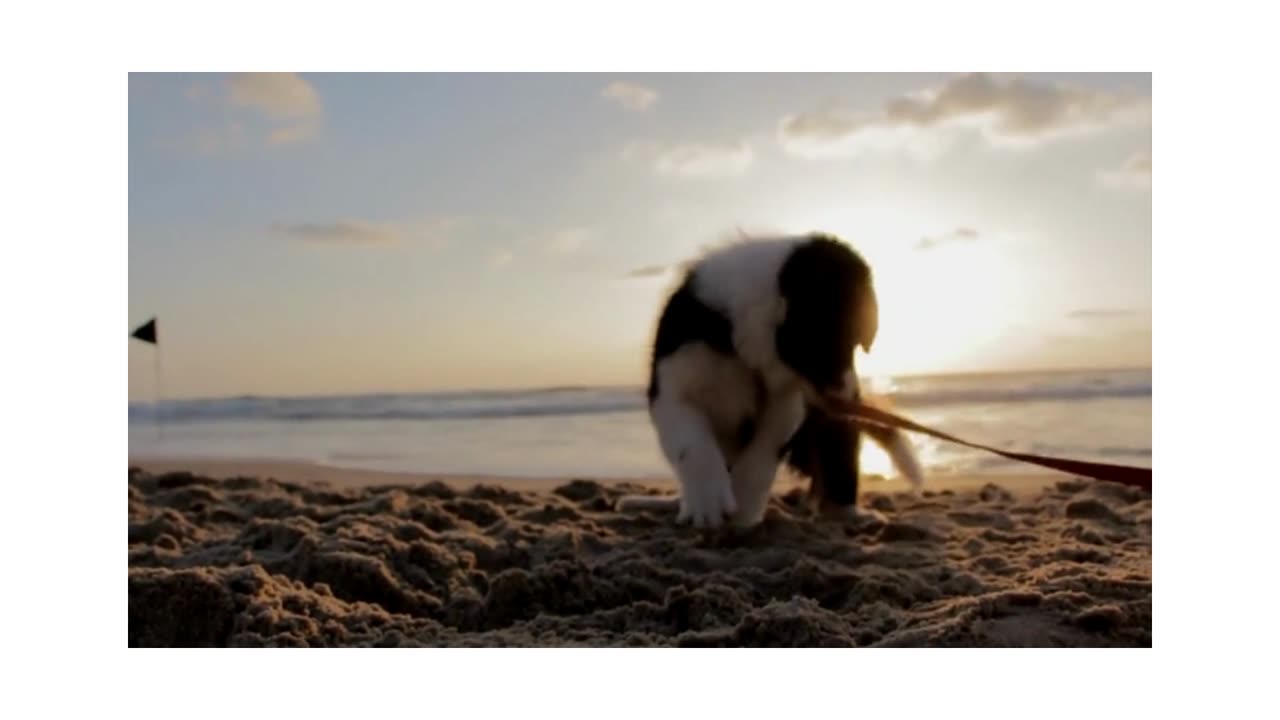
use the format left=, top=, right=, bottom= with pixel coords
left=830, top=399, right=1152, bottom=492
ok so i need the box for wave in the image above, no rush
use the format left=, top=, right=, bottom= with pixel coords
left=129, top=370, right=1150, bottom=424
left=890, top=382, right=1151, bottom=407
left=130, top=391, right=643, bottom=424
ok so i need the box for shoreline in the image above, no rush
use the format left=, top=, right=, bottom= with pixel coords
left=128, top=456, right=1062, bottom=496
left=129, top=456, right=673, bottom=493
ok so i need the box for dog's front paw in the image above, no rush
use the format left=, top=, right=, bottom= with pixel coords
left=677, top=480, right=738, bottom=529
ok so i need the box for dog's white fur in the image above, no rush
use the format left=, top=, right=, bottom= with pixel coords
left=621, top=236, right=898, bottom=528
left=690, top=238, right=802, bottom=394
left=879, top=427, right=924, bottom=496
left=639, top=238, right=812, bottom=528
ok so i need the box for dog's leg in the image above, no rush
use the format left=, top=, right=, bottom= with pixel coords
left=647, top=396, right=737, bottom=528
left=785, top=408, right=888, bottom=525
left=729, top=391, right=806, bottom=528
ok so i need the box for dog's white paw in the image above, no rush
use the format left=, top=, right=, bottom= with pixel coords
left=677, top=480, right=737, bottom=529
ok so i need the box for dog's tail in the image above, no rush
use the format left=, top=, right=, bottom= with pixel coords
left=615, top=494, right=681, bottom=513
left=863, top=422, right=924, bottom=495
left=860, top=396, right=925, bottom=495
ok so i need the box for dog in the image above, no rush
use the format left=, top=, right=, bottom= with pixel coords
left=617, top=232, right=922, bottom=528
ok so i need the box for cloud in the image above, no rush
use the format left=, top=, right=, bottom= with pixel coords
left=1067, top=308, right=1142, bottom=320
left=656, top=141, right=754, bottom=177
left=601, top=81, right=658, bottom=111
left=780, top=108, right=878, bottom=143
left=779, top=73, right=1149, bottom=158
left=273, top=217, right=462, bottom=249
left=228, top=73, right=322, bottom=119
left=917, top=226, right=979, bottom=250
left=623, top=264, right=670, bottom=279
left=1099, top=151, right=1151, bottom=190
left=624, top=140, right=754, bottom=177
left=490, top=249, right=514, bottom=267
left=161, top=73, right=323, bottom=153
left=227, top=73, right=321, bottom=147
left=273, top=220, right=400, bottom=245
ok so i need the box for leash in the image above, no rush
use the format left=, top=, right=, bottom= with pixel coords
left=827, top=398, right=1152, bottom=492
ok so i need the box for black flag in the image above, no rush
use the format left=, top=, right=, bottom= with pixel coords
left=131, top=317, right=157, bottom=345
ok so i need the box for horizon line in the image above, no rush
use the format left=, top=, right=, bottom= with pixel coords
left=129, top=364, right=1152, bottom=406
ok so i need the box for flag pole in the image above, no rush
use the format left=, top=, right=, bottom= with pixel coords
left=153, top=340, right=164, bottom=440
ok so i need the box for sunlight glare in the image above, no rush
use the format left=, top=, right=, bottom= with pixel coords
left=776, top=200, right=1029, bottom=377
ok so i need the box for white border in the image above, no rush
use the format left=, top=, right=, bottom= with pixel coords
left=16, top=0, right=1280, bottom=718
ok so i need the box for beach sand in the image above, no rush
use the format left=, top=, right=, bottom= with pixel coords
left=128, top=460, right=1151, bottom=647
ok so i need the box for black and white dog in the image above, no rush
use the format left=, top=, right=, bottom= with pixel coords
left=617, top=232, right=922, bottom=528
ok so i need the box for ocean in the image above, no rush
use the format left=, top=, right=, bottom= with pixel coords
left=128, top=367, right=1151, bottom=481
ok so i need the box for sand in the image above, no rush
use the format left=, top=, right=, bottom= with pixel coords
left=127, top=461, right=1151, bottom=647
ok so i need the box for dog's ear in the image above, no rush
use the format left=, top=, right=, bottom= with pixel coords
left=857, top=284, right=879, bottom=352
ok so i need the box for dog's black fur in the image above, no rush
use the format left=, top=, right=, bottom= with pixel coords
left=775, top=235, right=882, bottom=512
left=776, top=234, right=878, bottom=395
left=646, top=275, right=735, bottom=402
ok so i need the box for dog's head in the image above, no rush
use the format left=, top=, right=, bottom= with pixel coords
left=775, top=233, right=878, bottom=404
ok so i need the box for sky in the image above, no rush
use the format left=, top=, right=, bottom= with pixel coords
left=129, top=73, right=1151, bottom=401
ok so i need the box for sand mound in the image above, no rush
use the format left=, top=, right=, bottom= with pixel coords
left=127, top=469, right=1151, bottom=647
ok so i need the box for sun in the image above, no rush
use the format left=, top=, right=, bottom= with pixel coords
left=863, top=240, right=1025, bottom=377
left=773, top=200, right=1028, bottom=379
